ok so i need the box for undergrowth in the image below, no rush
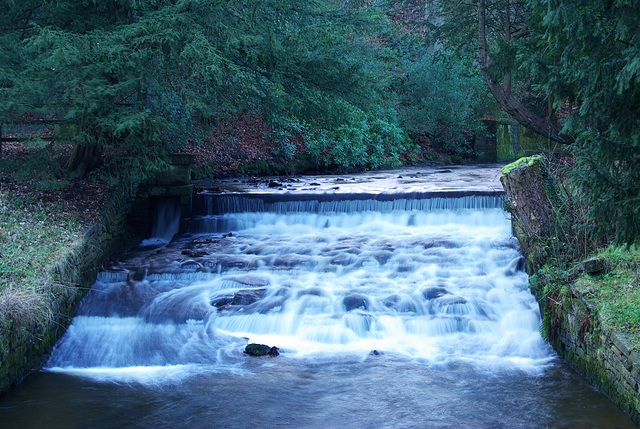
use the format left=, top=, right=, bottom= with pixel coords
left=0, top=142, right=90, bottom=329
left=574, top=247, right=640, bottom=352
left=513, top=156, right=640, bottom=351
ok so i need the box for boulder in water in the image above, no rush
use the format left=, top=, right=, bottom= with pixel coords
left=438, top=296, right=468, bottom=306
left=212, top=297, right=233, bottom=308
left=382, top=294, right=400, bottom=308
left=181, top=249, right=209, bottom=257
left=343, top=293, right=369, bottom=311
left=422, top=287, right=449, bottom=300
left=296, top=287, right=328, bottom=298
left=382, top=294, right=417, bottom=313
left=232, top=288, right=267, bottom=306
left=229, top=276, right=270, bottom=287
left=244, top=343, right=279, bottom=357
left=212, top=289, right=266, bottom=311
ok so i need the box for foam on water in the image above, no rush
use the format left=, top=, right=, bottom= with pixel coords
left=46, top=196, right=553, bottom=382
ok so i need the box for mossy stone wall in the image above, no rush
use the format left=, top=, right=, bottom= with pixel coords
left=502, top=158, right=640, bottom=425
left=534, top=275, right=640, bottom=423
left=0, top=180, right=141, bottom=395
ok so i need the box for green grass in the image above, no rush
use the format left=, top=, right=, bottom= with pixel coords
left=574, top=247, right=640, bottom=352
left=0, top=191, right=84, bottom=293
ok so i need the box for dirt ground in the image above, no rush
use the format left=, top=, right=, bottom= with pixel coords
left=0, top=141, right=111, bottom=229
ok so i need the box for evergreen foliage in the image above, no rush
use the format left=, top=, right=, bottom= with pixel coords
left=424, top=0, right=567, bottom=143
left=398, top=50, right=492, bottom=156
left=0, top=0, right=422, bottom=175
left=529, top=0, right=640, bottom=245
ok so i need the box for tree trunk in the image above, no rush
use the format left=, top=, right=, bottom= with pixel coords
left=67, top=142, right=102, bottom=177
left=477, top=0, right=573, bottom=144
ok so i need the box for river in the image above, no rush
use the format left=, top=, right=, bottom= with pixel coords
left=0, top=166, right=635, bottom=428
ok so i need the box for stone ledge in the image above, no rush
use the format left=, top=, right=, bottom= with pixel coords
left=0, top=180, right=140, bottom=395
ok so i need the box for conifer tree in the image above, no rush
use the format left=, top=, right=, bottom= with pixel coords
left=0, top=0, right=410, bottom=175
left=528, top=0, right=640, bottom=245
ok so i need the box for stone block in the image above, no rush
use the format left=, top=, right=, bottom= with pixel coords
left=612, top=332, right=633, bottom=359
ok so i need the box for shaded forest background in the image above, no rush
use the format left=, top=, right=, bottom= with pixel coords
left=1, top=0, right=639, bottom=246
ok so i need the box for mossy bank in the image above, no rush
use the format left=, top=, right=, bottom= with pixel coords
left=501, top=156, right=640, bottom=424
left=0, top=181, right=140, bottom=395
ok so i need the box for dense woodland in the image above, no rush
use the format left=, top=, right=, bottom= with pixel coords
left=1, top=0, right=639, bottom=247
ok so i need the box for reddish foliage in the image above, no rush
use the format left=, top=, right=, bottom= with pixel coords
left=1, top=142, right=110, bottom=228
left=178, top=112, right=304, bottom=172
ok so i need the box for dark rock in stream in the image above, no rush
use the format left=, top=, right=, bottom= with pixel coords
left=343, top=293, right=369, bottom=311
left=232, top=289, right=267, bottom=305
left=438, top=296, right=468, bottom=306
left=422, top=287, right=449, bottom=300
left=228, top=276, right=270, bottom=287
left=296, top=287, right=328, bottom=298
left=181, top=249, right=209, bottom=257
left=244, top=344, right=279, bottom=357
left=212, top=297, right=233, bottom=309
left=213, top=289, right=267, bottom=311
left=381, top=294, right=417, bottom=313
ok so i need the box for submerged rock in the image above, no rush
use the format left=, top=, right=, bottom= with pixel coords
left=232, top=289, right=267, bottom=306
left=181, top=249, right=209, bottom=257
left=381, top=294, right=417, bottom=313
left=212, top=289, right=267, bottom=311
left=228, top=276, right=270, bottom=287
left=422, top=287, right=449, bottom=300
left=438, top=296, right=468, bottom=306
left=296, top=287, right=328, bottom=298
left=244, top=343, right=279, bottom=357
left=343, top=293, right=369, bottom=311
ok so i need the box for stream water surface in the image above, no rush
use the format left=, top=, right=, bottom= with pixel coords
left=0, top=167, right=636, bottom=428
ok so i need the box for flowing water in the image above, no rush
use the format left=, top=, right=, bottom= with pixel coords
left=0, top=186, right=636, bottom=428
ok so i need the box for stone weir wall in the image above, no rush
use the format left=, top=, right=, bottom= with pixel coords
left=501, top=156, right=640, bottom=424
left=0, top=154, right=195, bottom=395
left=0, top=180, right=140, bottom=395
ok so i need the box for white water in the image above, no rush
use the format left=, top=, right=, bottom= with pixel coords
left=46, top=198, right=553, bottom=382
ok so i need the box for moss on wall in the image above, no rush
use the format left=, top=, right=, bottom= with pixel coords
left=502, top=160, right=640, bottom=425
left=531, top=272, right=640, bottom=424
left=0, top=180, right=141, bottom=395
left=496, top=121, right=557, bottom=162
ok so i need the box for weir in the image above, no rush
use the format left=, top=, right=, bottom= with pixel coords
left=1, top=166, right=636, bottom=428
left=51, top=191, right=542, bottom=367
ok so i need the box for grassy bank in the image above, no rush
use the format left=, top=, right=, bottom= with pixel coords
left=573, top=247, right=640, bottom=352
left=0, top=188, right=83, bottom=328
left=0, top=143, right=110, bottom=330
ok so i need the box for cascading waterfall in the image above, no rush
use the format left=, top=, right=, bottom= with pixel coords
left=4, top=182, right=636, bottom=428
left=46, top=192, right=552, bottom=379
left=148, top=196, right=181, bottom=243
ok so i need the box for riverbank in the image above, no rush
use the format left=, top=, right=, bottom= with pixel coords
left=0, top=140, right=144, bottom=393
left=2, top=146, right=639, bottom=426
left=501, top=156, right=640, bottom=424
left=0, top=174, right=140, bottom=394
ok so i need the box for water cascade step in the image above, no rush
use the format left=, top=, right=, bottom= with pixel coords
left=47, top=192, right=549, bottom=373
left=3, top=177, right=636, bottom=428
